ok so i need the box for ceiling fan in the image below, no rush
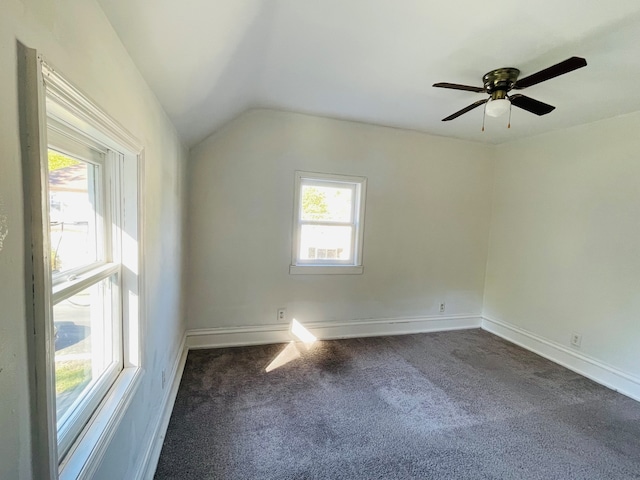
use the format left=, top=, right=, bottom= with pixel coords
left=433, top=57, right=587, bottom=122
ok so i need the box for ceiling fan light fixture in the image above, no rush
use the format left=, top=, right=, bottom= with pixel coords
left=434, top=57, right=586, bottom=122
left=485, top=98, right=510, bottom=117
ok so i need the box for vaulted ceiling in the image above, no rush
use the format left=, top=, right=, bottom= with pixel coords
left=98, top=0, right=640, bottom=147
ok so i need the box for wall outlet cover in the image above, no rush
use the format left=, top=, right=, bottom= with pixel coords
left=570, top=333, right=582, bottom=348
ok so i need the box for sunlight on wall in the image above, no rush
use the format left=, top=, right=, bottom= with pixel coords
left=291, top=318, right=317, bottom=344
left=0, top=194, right=8, bottom=251
left=265, top=319, right=318, bottom=372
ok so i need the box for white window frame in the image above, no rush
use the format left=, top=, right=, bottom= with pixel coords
left=47, top=125, right=125, bottom=460
left=290, top=171, right=367, bottom=275
left=19, top=46, right=144, bottom=480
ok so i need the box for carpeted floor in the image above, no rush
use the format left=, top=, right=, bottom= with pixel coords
left=154, top=329, right=640, bottom=479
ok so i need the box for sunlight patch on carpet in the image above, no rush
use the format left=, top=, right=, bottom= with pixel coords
left=266, top=319, right=318, bottom=372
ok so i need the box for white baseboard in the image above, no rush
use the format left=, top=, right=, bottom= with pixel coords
left=186, top=314, right=482, bottom=349
left=482, top=316, right=640, bottom=402
left=135, top=332, right=188, bottom=480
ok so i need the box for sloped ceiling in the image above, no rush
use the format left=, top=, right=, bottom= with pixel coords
left=98, top=0, right=640, bottom=147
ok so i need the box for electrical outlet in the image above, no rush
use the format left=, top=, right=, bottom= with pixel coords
left=570, top=333, right=582, bottom=348
left=162, top=369, right=166, bottom=389
left=277, top=308, right=286, bottom=321
left=439, top=302, right=446, bottom=313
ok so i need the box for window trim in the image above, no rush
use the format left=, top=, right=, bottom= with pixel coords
left=19, top=45, right=145, bottom=480
left=290, top=171, right=367, bottom=275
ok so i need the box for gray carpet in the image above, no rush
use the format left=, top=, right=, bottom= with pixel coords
left=155, top=329, right=640, bottom=479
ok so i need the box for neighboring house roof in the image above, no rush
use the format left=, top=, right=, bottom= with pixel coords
left=49, top=164, right=87, bottom=193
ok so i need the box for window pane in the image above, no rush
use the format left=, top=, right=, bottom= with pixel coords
left=49, top=149, right=101, bottom=274
left=299, top=225, right=352, bottom=261
left=301, top=184, right=353, bottom=222
left=54, top=279, right=115, bottom=428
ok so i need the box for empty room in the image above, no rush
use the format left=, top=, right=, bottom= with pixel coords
left=1, top=1, right=640, bottom=479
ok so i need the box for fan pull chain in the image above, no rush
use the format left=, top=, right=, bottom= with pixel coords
left=482, top=102, right=486, bottom=132
left=508, top=102, right=512, bottom=129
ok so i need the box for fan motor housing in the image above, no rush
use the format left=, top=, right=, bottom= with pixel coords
left=483, top=68, right=520, bottom=94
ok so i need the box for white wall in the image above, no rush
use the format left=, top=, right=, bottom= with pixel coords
left=0, top=1, right=187, bottom=478
left=484, top=111, right=640, bottom=379
left=187, top=110, right=494, bottom=330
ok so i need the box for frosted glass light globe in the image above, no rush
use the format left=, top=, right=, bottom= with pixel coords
left=485, top=98, right=510, bottom=117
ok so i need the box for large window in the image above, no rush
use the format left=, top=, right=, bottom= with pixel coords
left=290, top=171, right=367, bottom=274
left=20, top=50, right=142, bottom=479
left=47, top=124, right=124, bottom=459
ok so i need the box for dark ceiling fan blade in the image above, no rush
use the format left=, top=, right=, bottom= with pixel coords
left=510, top=94, right=555, bottom=116
left=433, top=82, right=485, bottom=93
left=442, top=99, right=488, bottom=121
left=514, top=56, right=587, bottom=89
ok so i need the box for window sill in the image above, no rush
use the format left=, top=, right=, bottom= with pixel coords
left=59, top=367, right=143, bottom=480
left=289, top=265, right=364, bottom=275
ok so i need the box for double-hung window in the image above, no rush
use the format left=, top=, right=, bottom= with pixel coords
left=290, top=171, right=367, bottom=274
left=47, top=121, right=124, bottom=459
left=20, top=50, right=142, bottom=479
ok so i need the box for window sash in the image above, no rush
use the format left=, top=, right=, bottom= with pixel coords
left=296, top=225, right=356, bottom=265
left=298, top=179, right=357, bottom=224
left=54, top=270, right=123, bottom=458
left=48, top=126, right=111, bottom=286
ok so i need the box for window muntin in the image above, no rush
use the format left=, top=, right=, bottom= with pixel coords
left=292, top=172, right=366, bottom=272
